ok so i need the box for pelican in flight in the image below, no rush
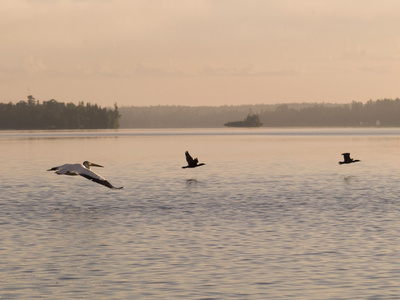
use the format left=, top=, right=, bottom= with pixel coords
left=47, top=161, right=123, bottom=189
left=182, top=151, right=206, bottom=169
left=339, top=153, right=360, bottom=165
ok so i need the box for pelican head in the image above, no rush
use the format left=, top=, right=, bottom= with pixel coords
left=83, top=161, right=104, bottom=169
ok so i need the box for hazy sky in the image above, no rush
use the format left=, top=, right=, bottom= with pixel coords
left=2, top=0, right=400, bottom=107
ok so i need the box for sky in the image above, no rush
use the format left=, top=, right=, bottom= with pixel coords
left=2, top=0, right=400, bottom=107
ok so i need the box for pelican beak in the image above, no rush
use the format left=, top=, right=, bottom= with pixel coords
left=90, top=162, right=104, bottom=168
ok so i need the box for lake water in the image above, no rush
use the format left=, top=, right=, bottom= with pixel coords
left=2, top=128, right=400, bottom=299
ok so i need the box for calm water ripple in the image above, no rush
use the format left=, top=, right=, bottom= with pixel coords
left=1, top=128, right=400, bottom=299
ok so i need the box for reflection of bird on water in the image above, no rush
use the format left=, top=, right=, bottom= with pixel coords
left=47, top=161, right=123, bottom=189
left=182, top=151, right=206, bottom=169
left=186, top=178, right=199, bottom=186
left=344, top=175, right=353, bottom=182
left=339, top=153, right=360, bottom=165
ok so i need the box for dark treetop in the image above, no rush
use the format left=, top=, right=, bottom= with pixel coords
left=0, top=95, right=120, bottom=129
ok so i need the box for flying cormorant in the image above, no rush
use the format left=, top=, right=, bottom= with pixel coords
left=339, top=153, right=360, bottom=165
left=182, top=151, right=206, bottom=168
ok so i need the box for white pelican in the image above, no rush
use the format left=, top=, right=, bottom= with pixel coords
left=182, top=151, right=206, bottom=169
left=339, top=153, right=361, bottom=165
left=47, top=161, right=123, bottom=189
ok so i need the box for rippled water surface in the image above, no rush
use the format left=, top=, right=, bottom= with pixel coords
left=2, top=128, right=400, bottom=299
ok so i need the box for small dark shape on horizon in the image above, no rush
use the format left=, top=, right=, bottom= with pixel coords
left=224, top=114, right=263, bottom=127
left=339, top=153, right=361, bottom=165
left=182, top=151, right=206, bottom=168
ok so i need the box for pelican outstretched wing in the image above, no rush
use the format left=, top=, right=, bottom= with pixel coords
left=80, top=172, right=123, bottom=189
left=48, top=163, right=81, bottom=175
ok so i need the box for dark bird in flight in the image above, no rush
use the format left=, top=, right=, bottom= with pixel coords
left=182, top=151, right=206, bottom=169
left=47, top=161, right=123, bottom=189
left=339, top=153, right=360, bottom=165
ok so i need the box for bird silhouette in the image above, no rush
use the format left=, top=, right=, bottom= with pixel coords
left=339, top=153, right=360, bottom=165
left=182, top=151, right=206, bottom=168
left=47, top=161, right=123, bottom=189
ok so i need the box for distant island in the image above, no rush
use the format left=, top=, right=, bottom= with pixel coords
left=224, top=114, right=263, bottom=127
left=119, top=98, right=400, bottom=128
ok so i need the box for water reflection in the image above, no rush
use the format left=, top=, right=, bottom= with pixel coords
left=343, top=175, right=353, bottom=183
left=2, top=129, right=400, bottom=299
left=186, top=178, right=199, bottom=185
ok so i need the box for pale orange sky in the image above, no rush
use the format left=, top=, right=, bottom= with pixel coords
left=2, top=0, right=400, bottom=107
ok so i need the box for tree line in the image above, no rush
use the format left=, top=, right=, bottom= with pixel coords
left=260, top=99, right=400, bottom=127
left=2, top=97, right=400, bottom=129
left=119, top=98, right=400, bottom=128
left=0, top=95, right=121, bottom=129
left=119, top=105, right=266, bottom=128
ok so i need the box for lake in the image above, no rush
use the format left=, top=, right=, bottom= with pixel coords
left=1, top=128, right=400, bottom=299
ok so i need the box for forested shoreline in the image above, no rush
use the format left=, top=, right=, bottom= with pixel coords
left=2, top=97, right=400, bottom=129
left=0, top=96, right=120, bottom=129
left=260, top=99, right=396, bottom=127
left=119, top=98, right=400, bottom=128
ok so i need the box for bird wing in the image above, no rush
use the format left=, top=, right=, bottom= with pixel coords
left=342, top=153, right=351, bottom=162
left=185, top=151, right=195, bottom=165
left=48, top=163, right=80, bottom=175
left=47, top=166, right=60, bottom=171
left=78, top=168, right=122, bottom=189
left=47, top=163, right=70, bottom=172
